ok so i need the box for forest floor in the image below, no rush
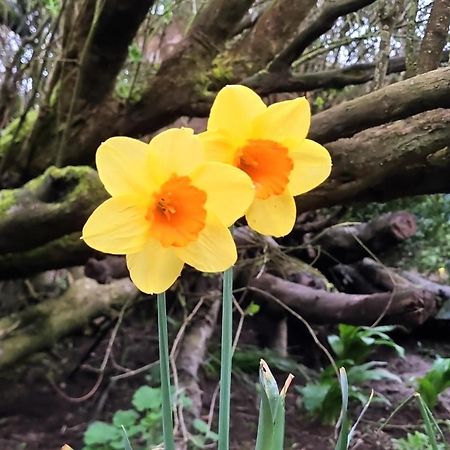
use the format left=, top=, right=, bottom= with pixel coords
left=1, top=302, right=450, bottom=450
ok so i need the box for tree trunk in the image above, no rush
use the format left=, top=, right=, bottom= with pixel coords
left=417, top=0, right=450, bottom=73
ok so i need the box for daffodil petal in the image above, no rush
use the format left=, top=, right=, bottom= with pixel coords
left=252, top=97, right=311, bottom=142
left=198, top=131, right=237, bottom=164
left=96, top=137, right=155, bottom=196
left=148, top=128, right=204, bottom=177
left=191, top=162, right=255, bottom=226
left=288, top=139, right=332, bottom=195
left=82, top=197, right=149, bottom=254
left=126, top=239, right=184, bottom=294
left=246, top=191, right=296, bottom=237
left=208, top=85, right=266, bottom=143
left=175, top=214, right=237, bottom=272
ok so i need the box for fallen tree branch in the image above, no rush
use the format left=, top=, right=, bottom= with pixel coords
left=299, top=108, right=450, bottom=212
left=309, top=66, right=450, bottom=144
left=0, top=278, right=138, bottom=370
left=72, top=0, right=156, bottom=105
left=250, top=273, right=437, bottom=327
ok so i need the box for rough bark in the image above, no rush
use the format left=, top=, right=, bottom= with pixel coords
left=0, top=165, right=106, bottom=253
left=299, top=108, right=450, bottom=212
left=309, top=66, right=450, bottom=144
left=417, top=0, right=450, bottom=74
left=0, top=277, right=138, bottom=370
left=250, top=273, right=437, bottom=327
left=219, top=0, right=316, bottom=80
left=298, top=212, right=417, bottom=269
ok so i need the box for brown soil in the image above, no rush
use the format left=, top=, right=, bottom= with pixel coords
left=1, top=308, right=450, bottom=450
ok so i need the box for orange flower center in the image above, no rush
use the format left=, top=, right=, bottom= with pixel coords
left=235, top=139, right=293, bottom=199
left=146, top=175, right=207, bottom=247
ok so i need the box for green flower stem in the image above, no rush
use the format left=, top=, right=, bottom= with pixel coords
left=157, top=292, right=175, bottom=450
left=218, top=266, right=234, bottom=450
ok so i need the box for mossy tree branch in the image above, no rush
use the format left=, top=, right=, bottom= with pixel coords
left=0, top=165, right=106, bottom=253
left=0, top=278, right=138, bottom=370
left=309, top=67, right=450, bottom=144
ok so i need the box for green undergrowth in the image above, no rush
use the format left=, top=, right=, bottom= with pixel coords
left=297, top=325, right=404, bottom=424
left=82, top=385, right=217, bottom=450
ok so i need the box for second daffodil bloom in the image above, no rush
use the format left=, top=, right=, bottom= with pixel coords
left=82, top=128, right=254, bottom=294
left=200, top=85, right=332, bottom=237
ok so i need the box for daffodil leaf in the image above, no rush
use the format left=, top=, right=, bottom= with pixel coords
left=255, top=360, right=293, bottom=450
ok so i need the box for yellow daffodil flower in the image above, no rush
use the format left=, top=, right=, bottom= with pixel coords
left=82, top=128, right=254, bottom=294
left=200, top=85, right=332, bottom=237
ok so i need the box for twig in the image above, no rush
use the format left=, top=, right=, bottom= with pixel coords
left=49, top=298, right=130, bottom=402
left=248, top=287, right=339, bottom=379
